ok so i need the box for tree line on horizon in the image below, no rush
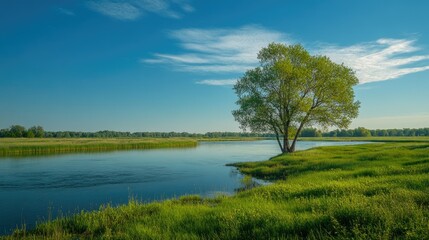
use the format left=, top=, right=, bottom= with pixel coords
left=302, top=127, right=429, bottom=137
left=0, top=125, right=274, bottom=138
left=1, top=125, right=429, bottom=138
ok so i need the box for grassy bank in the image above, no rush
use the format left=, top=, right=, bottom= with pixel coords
left=0, top=138, right=198, bottom=156
left=299, top=136, right=429, bottom=142
left=4, top=140, right=429, bottom=239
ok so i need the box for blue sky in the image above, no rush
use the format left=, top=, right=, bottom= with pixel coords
left=1, top=0, right=429, bottom=132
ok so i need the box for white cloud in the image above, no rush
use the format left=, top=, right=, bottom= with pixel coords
left=132, top=0, right=179, bottom=18
left=196, top=79, right=237, bottom=86
left=172, top=0, right=194, bottom=12
left=318, top=38, right=429, bottom=84
left=180, top=3, right=194, bottom=12
left=87, top=0, right=194, bottom=20
left=184, top=65, right=254, bottom=73
left=150, top=53, right=211, bottom=64
left=58, top=8, right=75, bottom=16
left=87, top=1, right=141, bottom=20
left=143, top=25, right=289, bottom=73
left=143, top=25, right=429, bottom=85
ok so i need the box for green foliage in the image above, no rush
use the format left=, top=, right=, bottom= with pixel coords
left=354, top=127, right=371, bottom=137
left=1, top=125, right=428, bottom=139
left=323, top=127, right=429, bottom=137
left=27, top=126, right=45, bottom=138
left=8, top=125, right=26, bottom=138
left=0, top=125, right=44, bottom=138
left=25, top=131, right=35, bottom=138
left=233, top=43, right=360, bottom=153
left=5, top=141, right=429, bottom=239
left=0, top=125, right=276, bottom=139
left=300, top=128, right=322, bottom=137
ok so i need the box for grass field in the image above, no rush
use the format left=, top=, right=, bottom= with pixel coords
left=4, top=138, right=429, bottom=239
left=299, top=136, right=429, bottom=142
left=0, top=138, right=198, bottom=156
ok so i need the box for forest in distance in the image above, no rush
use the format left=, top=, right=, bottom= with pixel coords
left=1, top=125, right=429, bottom=138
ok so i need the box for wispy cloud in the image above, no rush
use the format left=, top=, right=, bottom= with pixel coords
left=318, top=38, right=429, bottom=84
left=58, top=7, right=75, bottom=16
left=87, top=1, right=141, bottom=20
left=196, top=79, right=237, bottom=86
left=143, top=25, right=429, bottom=85
left=86, top=0, right=194, bottom=20
left=143, top=25, right=289, bottom=73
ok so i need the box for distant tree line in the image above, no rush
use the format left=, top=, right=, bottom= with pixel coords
left=299, top=127, right=429, bottom=137
left=322, top=127, right=429, bottom=137
left=1, top=125, right=428, bottom=138
left=0, top=125, right=45, bottom=138
left=298, top=127, right=373, bottom=137
left=0, top=125, right=275, bottom=138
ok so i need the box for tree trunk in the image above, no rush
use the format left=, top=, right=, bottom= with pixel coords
left=274, top=125, right=299, bottom=154
left=273, top=127, right=284, bottom=153
left=274, top=132, right=284, bottom=153
left=283, top=135, right=293, bottom=153
left=288, top=142, right=296, bottom=152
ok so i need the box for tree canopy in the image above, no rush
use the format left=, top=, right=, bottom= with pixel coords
left=233, top=43, right=360, bottom=153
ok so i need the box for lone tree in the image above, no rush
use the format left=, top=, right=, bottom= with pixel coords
left=233, top=43, right=360, bottom=153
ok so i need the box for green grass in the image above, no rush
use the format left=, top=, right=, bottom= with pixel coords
left=0, top=138, right=198, bottom=156
left=299, top=136, right=429, bottom=142
left=4, top=140, right=429, bottom=239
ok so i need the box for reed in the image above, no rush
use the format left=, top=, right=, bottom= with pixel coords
left=0, top=138, right=198, bottom=156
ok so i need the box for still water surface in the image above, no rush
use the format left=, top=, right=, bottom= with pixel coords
left=0, top=140, right=368, bottom=233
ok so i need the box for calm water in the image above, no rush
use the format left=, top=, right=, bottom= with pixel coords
left=0, top=140, right=367, bottom=233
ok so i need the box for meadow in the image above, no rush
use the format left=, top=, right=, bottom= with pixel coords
left=299, top=136, right=429, bottom=142
left=0, top=138, right=198, bottom=156
left=3, top=137, right=429, bottom=239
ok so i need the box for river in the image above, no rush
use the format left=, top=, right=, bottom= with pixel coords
left=0, top=140, right=368, bottom=234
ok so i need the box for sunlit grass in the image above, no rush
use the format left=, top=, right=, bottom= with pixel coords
left=299, top=136, right=429, bottom=142
left=3, top=141, right=429, bottom=239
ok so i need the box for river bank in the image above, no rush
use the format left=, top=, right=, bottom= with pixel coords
left=4, top=139, right=429, bottom=239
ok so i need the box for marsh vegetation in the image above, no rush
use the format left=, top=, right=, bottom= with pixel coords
left=0, top=138, right=197, bottom=156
